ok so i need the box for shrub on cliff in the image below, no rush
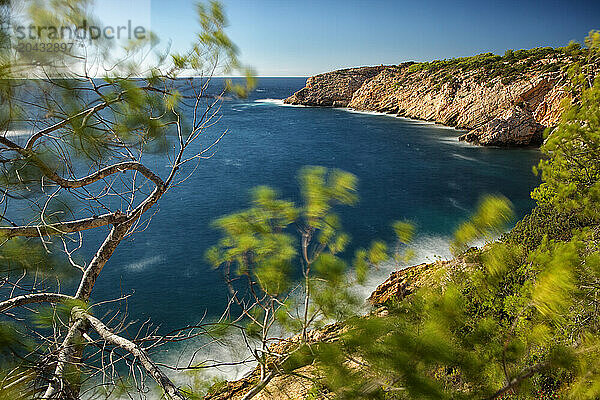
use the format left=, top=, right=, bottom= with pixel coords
left=405, top=42, right=588, bottom=86
left=502, top=205, right=592, bottom=251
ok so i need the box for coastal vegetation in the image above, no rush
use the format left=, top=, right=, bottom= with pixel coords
left=285, top=33, right=600, bottom=146
left=407, top=47, right=567, bottom=85
left=0, top=0, right=599, bottom=399
left=405, top=33, right=599, bottom=86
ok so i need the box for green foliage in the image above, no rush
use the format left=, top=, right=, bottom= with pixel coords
left=563, top=41, right=583, bottom=57
left=0, top=238, right=74, bottom=280
left=451, top=195, right=514, bottom=255
left=207, top=166, right=414, bottom=380
left=0, top=322, right=30, bottom=360
left=393, top=220, right=415, bottom=244
left=530, top=239, right=579, bottom=321
left=300, top=166, right=358, bottom=226
left=405, top=46, right=573, bottom=86
left=171, top=0, right=255, bottom=96
left=315, top=189, right=600, bottom=399
left=207, top=185, right=298, bottom=296
left=502, top=205, right=591, bottom=251
left=532, top=78, right=600, bottom=221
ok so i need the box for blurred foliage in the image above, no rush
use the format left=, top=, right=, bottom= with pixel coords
left=532, top=80, right=600, bottom=221
left=451, top=194, right=514, bottom=256
left=502, top=205, right=592, bottom=251
left=315, top=200, right=600, bottom=399
left=207, top=166, right=413, bottom=348
left=0, top=237, right=73, bottom=279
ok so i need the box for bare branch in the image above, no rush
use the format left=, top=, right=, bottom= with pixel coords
left=0, top=293, right=74, bottom=313
left=0, top=212, right=128, bottom=238
left=25, top=101, right=114, bottom=151
left=241, top=369, right=278, bottom=400
left=42, top=317, right=87, bottom=399
left=80, top=308, right=187, bottom=400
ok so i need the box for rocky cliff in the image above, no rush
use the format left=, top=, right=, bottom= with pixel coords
left=284, top=66, right=388, bottom=107
left=284, top=54, right=578, bottom=146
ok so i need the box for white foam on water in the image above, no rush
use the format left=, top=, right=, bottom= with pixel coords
left=121, top=234, right=501, bottom=397
left=155, top=234, right=457, bottom=389
left=437, top=136, right=477, bottom=147
left=451, top=153, right=487, bottom=164
left=254, top=98, right=309, bottom=107
left=340, top=110, right=473, bottom=145
left=252, top=101, right=471, bottom=145
left=0, top=129, right=33, bottom=144
left=125, top=255, right=164, bottom=272
left=447, top=181, right=461, bottom=190
left=85, top=331, right=257, bottom=399
left=396, top=116, right=436, bottom=124
left=166, top=331, right=257, bottom=382
left=222, top=158, right=242, bottom=167
left=3, top=130, right=34, bottom=139
left=254, top=98, right=284, bottom=105
left=158, top=310, right=304, bottom=392
left=254, top=98, right=310, bottom=107
left=336, top=107, right=392, bottom=117
left=448, top=197, right=469, bottom=212
left=431, top=124, right=465, bottom=131
left=338, top=108, right=467, bottom=133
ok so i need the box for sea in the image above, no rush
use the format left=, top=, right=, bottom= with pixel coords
left=82, top=77, right=543, bottom=335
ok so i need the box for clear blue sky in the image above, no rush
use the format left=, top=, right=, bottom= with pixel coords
left=121, top=0, right=600, bottom=76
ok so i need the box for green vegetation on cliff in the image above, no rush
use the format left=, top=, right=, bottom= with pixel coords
left=405, top=31, right=599, bottom=86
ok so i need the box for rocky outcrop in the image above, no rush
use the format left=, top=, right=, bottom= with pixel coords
left=285, top=62, right=573, bottom=146
left=367, top=256, right=473, bottom=306
left=283, top=66, right=389, bottom=107
left=458, top=106, right=544, bottom=146
left=369, top=261, right=442, bottom=305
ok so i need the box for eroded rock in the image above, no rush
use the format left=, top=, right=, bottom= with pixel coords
left=284, top=66, right=389, bottom=107
left=284, top=62, right=573, bottom=146
left=458, top=106, right=545, bottom=146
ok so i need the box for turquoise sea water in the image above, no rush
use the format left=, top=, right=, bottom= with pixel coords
left=88, top=77, right=542, bottom=332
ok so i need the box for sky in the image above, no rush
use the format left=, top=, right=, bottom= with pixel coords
left=100, top=0, right=600, bottom=76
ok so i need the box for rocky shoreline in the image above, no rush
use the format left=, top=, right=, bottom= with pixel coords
left=284, top=61, right=571, bottom=146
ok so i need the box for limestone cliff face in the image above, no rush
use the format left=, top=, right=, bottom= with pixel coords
left=283, top=66, right=388, bottom=107
left=285, top=63, right=572, bottom=146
